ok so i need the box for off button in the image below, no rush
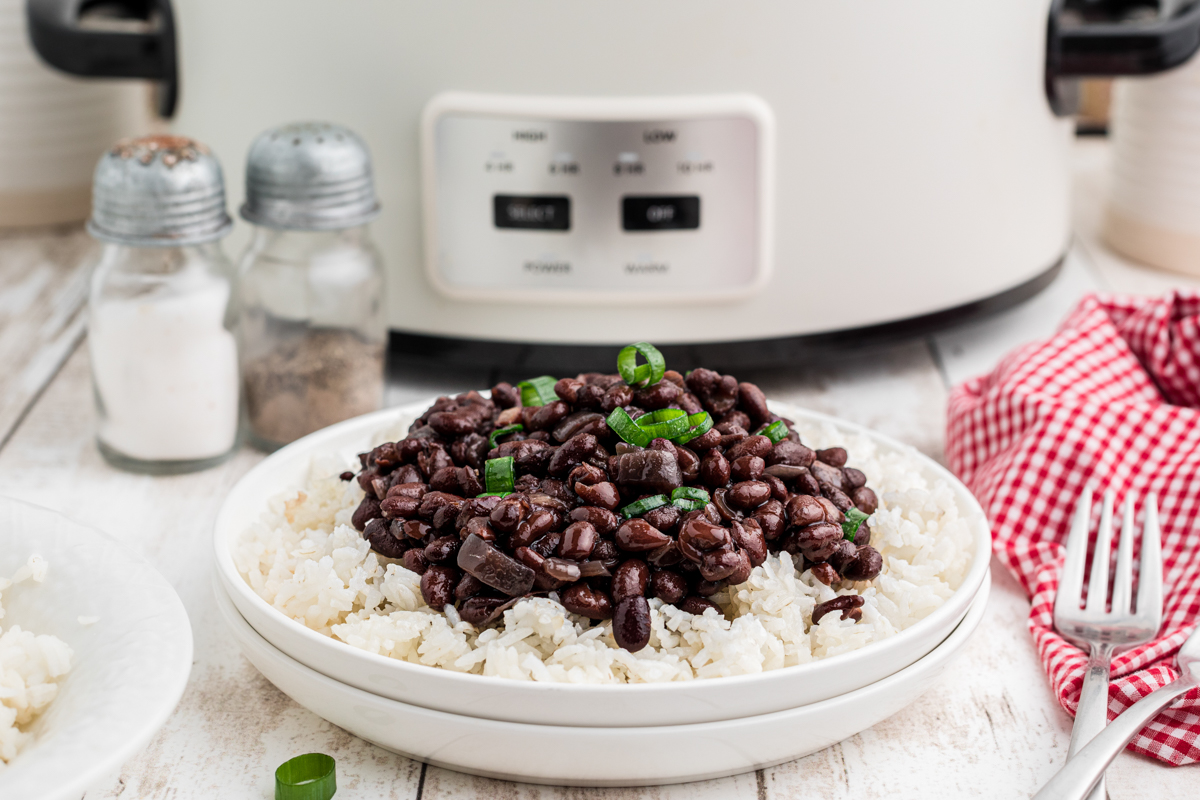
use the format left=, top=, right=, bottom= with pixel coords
left=622, top=195, right=701, bottom=231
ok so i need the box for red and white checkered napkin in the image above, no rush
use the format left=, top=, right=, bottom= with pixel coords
left=947, top=291, right=1200, bottom=765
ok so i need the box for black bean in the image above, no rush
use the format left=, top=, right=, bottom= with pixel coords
left=786, top=495, right=824, bottom=527
left=553, top=377, right=584, bottom=403
left=612, top=559, right=650, bottom=603
left=842, top=545, right=884, bottom=581
left=560, top=583, right=614, bottom=620
left=815, top=447, right=848, bottom=468
left=575, top=481, right=621, bottom=510
left=489, top=494, right=530, bottom=534
left=752, top=499, right=787, bottom=541
left=843, top=467, right=867, bottom=490
left=763, top=473, right=788, bottom=503
left=548, top=432, right=599, bottom=477
left=555, top=520, right=595, bottom=560
left=852, top=486, right=879, bottom=515
left=570, top=505, right=621, bottom=535
left=403, top=548, right=429, bottom=575
left=812, top=594, right=865, bottom=625
left=700, top=450, right=731, bottom=489
left=364, top=518, right=408, bottom=559
left=460, top=596, right=512, bottom=626
left=614, top=519, right=672, bottom=552
left=678, top=516, right=730, bottom=552
left=490, top=382, right=520, bottom=409
left=687, top=428, right=723, bottom=451
left=809, top=461, right=845, bottom=491
left=727, top=480, right=772, bottom=510
left=810, top=562, right=839, bottom=586
left=424, top=535, right=461, bottom=564
left=731, top=455, right=765, bottom=482
left=351, top=495, right=381, bottom=531
left=680, top=596, right=721, bottom=616
left=455, top=573, right=486, bottom=600
left=613, top=596, right=652, bottom=652
left=737, top=382, right=770, bottom=426
left=650, top=570, right=687, bottom=604
left=815, top=496, right=845, bottom=524
left=725, top=435, right=774, bottom=463
left=616, top=449, right=683, bottom=494
left=553, top=411, right=605, bottom=443
left=568, top=462, right=605, bottom=486
left=730, top=518, right=768, bottom=567
left=768, top=440, right=815, bottom=468
left=699, top=548, right=742, bottom=581
left=790, top=522, right=843, bottom=560
left=827, top=539, right=858, bottom=571
left=402, top=519, right=432, bottom=540
left=421, top=566, right=457, bottom=609
left=634, top=380, right=681, bottom=410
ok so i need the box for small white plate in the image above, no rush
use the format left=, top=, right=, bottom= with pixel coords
left=215, top=399, right=991, bottom=727
left=217, top=571, right=990, bottom=786
left=0, top=497, right=193, bottom=800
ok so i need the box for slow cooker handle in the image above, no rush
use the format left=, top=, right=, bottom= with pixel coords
left=1047, top=0, right=1200, bottom=114
left=25, top=0, right=177, bottom=117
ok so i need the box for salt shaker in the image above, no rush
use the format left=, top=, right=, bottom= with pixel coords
left=237, top=122, right=386, bottom=451
left=87, top=135, right=240, bottom=474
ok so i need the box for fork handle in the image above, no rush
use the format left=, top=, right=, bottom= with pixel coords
left=1034, top=677, right=1195, bottom=800
left=1068, top=643, right=1113, bottom=800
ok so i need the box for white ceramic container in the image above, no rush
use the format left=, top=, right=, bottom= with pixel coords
left=0, top=496, right=193, bottom=800
left=217, top=571, right=990, bottom=786
left=214, top=399, right=992, bottom=727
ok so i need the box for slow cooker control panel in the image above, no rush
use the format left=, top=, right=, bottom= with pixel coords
left=421, top=93, right=774, bottom=303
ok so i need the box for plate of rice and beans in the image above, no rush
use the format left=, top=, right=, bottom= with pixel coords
left=216, top=343, right=991, bottom=727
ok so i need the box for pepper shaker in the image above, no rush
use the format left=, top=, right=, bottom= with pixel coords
left=86, top=135, right=240, bottom=474
left=237, top=122, right=386, bottom=451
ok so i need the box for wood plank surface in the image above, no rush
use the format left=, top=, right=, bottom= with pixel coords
left=0, top=225, right=95, bottom=448
left=0, top=139, right=1197, bottom=798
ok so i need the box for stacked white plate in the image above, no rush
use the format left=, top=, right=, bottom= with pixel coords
left=213, top=401, right=993, bottom=786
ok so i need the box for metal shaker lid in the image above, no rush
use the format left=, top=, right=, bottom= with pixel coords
left=88, top=136, right=233, bottom=247
left=240, top=122, right=381, bottom=231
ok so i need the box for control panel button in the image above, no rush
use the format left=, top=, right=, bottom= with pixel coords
left=494, top=195, right=571, bottom=231
left=622, top=195, right=701, bottom=231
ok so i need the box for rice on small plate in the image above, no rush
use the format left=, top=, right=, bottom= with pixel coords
left=0, top=556, right=73, bottom=767
left=234, top=405, right=978, bottom=685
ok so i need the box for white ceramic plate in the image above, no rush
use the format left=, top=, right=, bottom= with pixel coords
left=214, top=400, right=991, bottom=727
left=0, top=497, right=193, bottom=800
left=217, top=570, right=990, bottom=786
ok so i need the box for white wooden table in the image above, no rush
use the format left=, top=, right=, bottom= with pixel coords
left=1, top=139, right=1196, bottom=799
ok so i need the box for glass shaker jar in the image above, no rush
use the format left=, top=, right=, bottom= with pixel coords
left=86, top=136, right=240, bottom=474
left=237, top=122, right=386, bottom=451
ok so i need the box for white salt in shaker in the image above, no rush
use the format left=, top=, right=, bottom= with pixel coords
left=237, top=122, right=385, bottom=451
left=86, top=135, right=240, bottom=473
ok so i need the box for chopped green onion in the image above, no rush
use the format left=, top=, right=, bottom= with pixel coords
left=671, top=487, right=710, bottom=504
left=275, top=753, right=336, bottom=800
left=484, top=457, right=515, bottom=494
left=477, top=491, right=513, bottom=498
left=672, top=498, right=706, bottom=512
left=617, top=342, right=666, bottom=387
left=619, top=494, right=669, bottom=518
left=488, top=424, right=524, bottom=450
left=673, top=411, right=713, bottom=445
left=635, top=408, right=690, bottom=439
left=607, top=407, right=651, bottom=447
left=756, top=420, right=788, bottom=444
left=842, top=507, right=870, bottom=541
left=518, top=376, right=559, bottom=407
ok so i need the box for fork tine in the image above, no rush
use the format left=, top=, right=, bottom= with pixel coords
left=1056, top=487, right=1093, bottom=613
left=1135, top=493, right=1164, bottom=625
left=1085, top=491, right=1114, bottom=614
left=1111, top=495, right=1136, bottom=616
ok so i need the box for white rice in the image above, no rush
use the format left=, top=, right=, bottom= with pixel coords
left=0, top=556, right=73, bottom=766
left=235, top=419, right=976, bottom=683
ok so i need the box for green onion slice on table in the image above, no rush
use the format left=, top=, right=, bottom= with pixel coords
left=484, top=456, right=515, bottom=494
left=488, top=423, right=524, bottom=450
left=619, top=494, right=669, bottom=518
left=517, top=376, right=558, bottom=407
left=756, top=419, right=788, bottom=444
left=617, top=342, right=665, bottom=387
left=842, top=507, right=870, bottom=540
left=275, top=753, right=336, bottom=800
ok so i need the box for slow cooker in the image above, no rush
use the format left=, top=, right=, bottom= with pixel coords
left=26, top=0, right=1200, bottom=368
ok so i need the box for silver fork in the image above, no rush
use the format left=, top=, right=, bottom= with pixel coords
left=1052, top=489, right=1164, bottom=800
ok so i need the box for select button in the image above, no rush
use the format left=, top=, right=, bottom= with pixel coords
left=622, top=195, right=700, bottom=231
left=494, top=194, right=570, bottom=231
